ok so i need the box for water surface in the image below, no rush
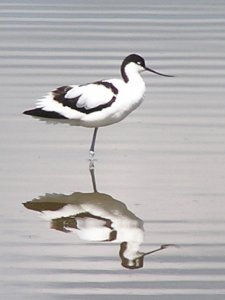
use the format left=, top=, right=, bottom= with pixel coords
left=1, top=0, right=225, bottom=299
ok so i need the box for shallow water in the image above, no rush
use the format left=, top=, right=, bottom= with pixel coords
left=1, top=0, right=225, bottom=299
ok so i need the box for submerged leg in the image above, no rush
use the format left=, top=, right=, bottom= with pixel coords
left=89, top=127, right=98, bottom=160
left=89, top=167, right=97, bottom=192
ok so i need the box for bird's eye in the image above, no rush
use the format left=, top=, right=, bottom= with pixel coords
left=137, top=61, right=141, bottom=65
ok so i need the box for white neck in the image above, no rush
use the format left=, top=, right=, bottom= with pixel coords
left=123, top=63, right=145, bottom=83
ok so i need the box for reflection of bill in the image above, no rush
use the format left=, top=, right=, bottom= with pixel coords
left=23, top=169, right=171, bottom=269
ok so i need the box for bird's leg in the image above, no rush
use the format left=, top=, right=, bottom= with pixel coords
left=89, top=166, right=98, bottom=192
left=89, top=127, right=98, bottom=161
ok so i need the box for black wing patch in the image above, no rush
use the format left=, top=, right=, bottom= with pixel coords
left=23, top=108, right=67, bottom=119
left=94, top=81, right=119, bottom=95
left=53, top=81, right=118, bottom=114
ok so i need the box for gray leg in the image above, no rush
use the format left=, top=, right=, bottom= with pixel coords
left=89, top=167, right=97, bottom=192
left=89, top=127, right=98, bottom=160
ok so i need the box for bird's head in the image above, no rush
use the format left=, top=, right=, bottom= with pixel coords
left=121, top=53, right=174, bottom=82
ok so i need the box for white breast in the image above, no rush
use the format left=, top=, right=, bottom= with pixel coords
left=79, top=77, right=145, bottom=127
left=110, top=76, right=146, bottom=119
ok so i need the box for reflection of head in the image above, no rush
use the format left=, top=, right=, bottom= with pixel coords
left=119, top=242, right=174, bottom=269
left=119, top=242, right=144, bottom=269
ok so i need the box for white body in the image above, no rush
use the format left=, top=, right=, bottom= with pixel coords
left=36, top=63, right=146, bottom=128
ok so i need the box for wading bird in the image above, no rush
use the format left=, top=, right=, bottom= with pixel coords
left=23, top=54, right=173, bottom=159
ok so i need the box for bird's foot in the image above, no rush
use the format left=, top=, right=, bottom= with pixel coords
left=89, top=160, right=95, bottom=170
left=88, top=150, right=96, bottom=170
left=89, top=150, right=95, bottom=161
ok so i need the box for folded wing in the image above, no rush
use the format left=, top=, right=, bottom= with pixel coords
left=23, top=80, right=119, bottom=119
left=53, top=81, right=118, bottom=115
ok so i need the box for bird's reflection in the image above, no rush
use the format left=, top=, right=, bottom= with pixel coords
left=23, top=167, right=171, bottom=269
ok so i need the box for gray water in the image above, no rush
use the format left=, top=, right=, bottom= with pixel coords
left=1, top=0, right=225, bottom=299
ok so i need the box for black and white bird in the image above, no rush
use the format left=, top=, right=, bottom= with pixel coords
left=23, top=54, right=173, bottom=158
